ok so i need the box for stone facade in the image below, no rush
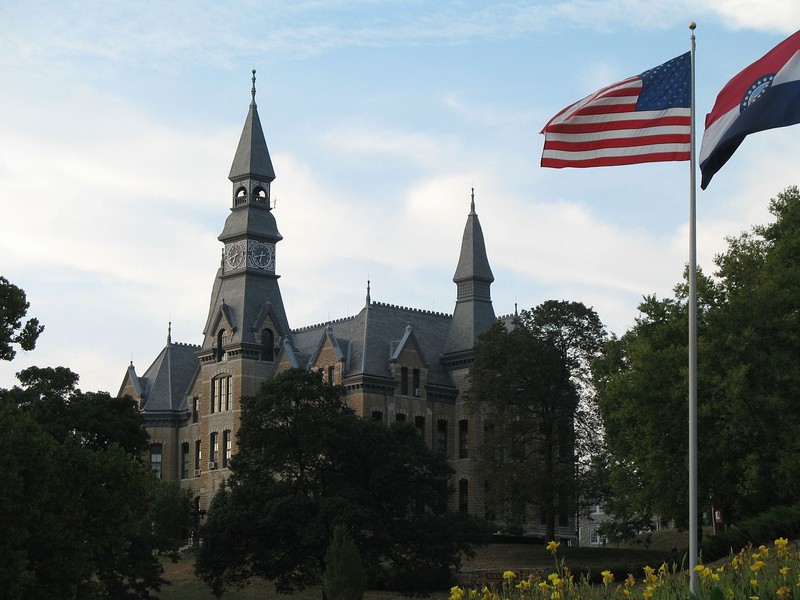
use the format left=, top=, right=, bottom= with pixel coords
left=117, top=73, right=576, bottom=541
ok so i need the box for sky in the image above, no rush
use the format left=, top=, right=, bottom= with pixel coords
left=1, top=1, right=799, bottom=394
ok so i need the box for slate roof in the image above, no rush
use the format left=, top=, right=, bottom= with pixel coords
left=127, top=341, right=200, bottom=413
left=228, top=72, right=275, bottom=183
left=291, top=301, right=456, bottom=388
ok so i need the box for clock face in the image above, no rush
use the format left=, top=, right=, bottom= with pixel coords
left=249, top=241, right=275, bottom=271
left=225, top=242, right=245, bottom=269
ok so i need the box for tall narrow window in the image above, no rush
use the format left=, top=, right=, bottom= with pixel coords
left=372, top=410, right=383, bottom=422
left=210, top=432, right=218, bottom=468
left=212, top=376, right=232, bottom=413
left=437, top=420, right=448, bottom=456
left=194, top=440, right=201, bottom=475
left=458, top=479, right=469, bottom=513
left=181, top=442, right=190, bottom=479
left=414, top=415, right=425, bottom=436
left=261, top=328, right=274, bottom=362
left=412, top=368, right=420, bottom=396
left=223, top=430, right=232, bottom=468
left=400, top=367, right=409, bottom=395
left=396, top=413, right=406, bottom=422
left=328, top=366, right=334, bottom=384
left=192, top=397, right=198, bottom=423
left=223, top=377, right=231, bottom=411
left=150, top=443, right=163, bottom=479
left=459, top=419, right=469, bottom=459
left=216, top=329, right=226, bottom=362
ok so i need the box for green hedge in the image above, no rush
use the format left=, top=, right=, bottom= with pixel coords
left=702, top=504, right=800, bottom=562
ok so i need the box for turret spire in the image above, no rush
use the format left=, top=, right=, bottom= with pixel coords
left=251, top=69, right=257, bottom=107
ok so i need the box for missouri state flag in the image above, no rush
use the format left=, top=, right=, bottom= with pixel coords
left=700, top=31, right=800, bottom=189
left=541, top=53, right=691, bottom=168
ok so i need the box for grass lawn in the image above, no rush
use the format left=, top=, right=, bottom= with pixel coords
left=156, top=530, right=692, bottom=600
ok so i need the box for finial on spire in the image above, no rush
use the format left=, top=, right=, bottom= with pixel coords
left=470, top=187, right=476, bottom=214
left=251, top=69, right=257, bottom=107
left=167, top=321, right=172, bottom=345
left=366, top=279, right=371, bottom=305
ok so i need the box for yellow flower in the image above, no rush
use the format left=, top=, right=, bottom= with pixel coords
left=782, top=567, right=792, bottom=577
left=750, top=596, right=759, bottom=600
left=601, top=570, right=614, bottom=585
left=751, top=560, right=766, bottom=573
left=625, top=574, right=636, bottom=588
left=726, top=587, right=735, bottom=600
left=759, top=545, right=770, bottom=557
left=551, top=592, right=561, bottom=600
left=539, top=582, right=551, bottom=592
left=643, top=585, right=655, bottom=599
left=450, top=586, right=465, bottom=600
left=712, top=573, right=720, bottom=582
left=777, top=538, right=790, bottom=558
left=777, top=586, right=791, bottom=600
left=750, top=579, right=759, bottom=589
left=515, top=580, right=531, bottom=591
left=546, top=540, right=560, bottom=554
left=623, top=590, right=631, bottom=597
left=503, top=571, right=517, bottom=582
left=733, top=556, right=744, bottom=570
left=469, top=590, right=480, bottom=600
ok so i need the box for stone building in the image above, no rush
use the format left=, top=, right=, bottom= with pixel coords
left=117, top=73, right=576, bottom=541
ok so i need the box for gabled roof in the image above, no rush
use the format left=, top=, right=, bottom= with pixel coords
left=291, top=301, right=455, bottom=388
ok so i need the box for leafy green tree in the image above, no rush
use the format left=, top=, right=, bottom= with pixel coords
left=0, top=275, right=43, bottom=361
left=4, top=366, right=148, bottom=457
left=466, top=301, right=606, bottom=541
left=323, top=524, right=367, bottom=600
left=595, top=186, right=800, bottom=532
left=196, top=368, right=488, bottom=597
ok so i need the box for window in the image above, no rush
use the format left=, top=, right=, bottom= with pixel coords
left=458, top=479, right=469, bottom=513
left=396, top=413, right=406, bottom=422
left=210, top=432, right=218, bottom=468
left=437, top=420, right=448, bottom=456
left=400, top=367, right=408, bottom=395
left=558, top=492, right=569, bottom=527
left=459, top=419, right=469, bottom=459
left=414, top=415, right=425, bottom=435
left=212, top=376, right=232, bottom=413
left=261, top=328, right=274, bottom=362
left=192, top=397, right=198, bottom=423
left=223, top=430, right=232, bottom=468
left=590, top=524, right=606, bottom=545
left=372, top=410, right=383, bottom=422
left=591, top=504, right=604, bottom=515
left=181, top=442, right=190, bottom=479
left=216, top=329, right=226, bottom=362
left=150, top=443, right=163, bottom=479
left=194, top=440, right=201, bottom=474
left=328, top=366, right=334, bottom=384
left=412, top=368, right=420, bottom=396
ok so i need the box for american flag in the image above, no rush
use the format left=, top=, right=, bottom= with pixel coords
left=541, top=53, right=691, bottom=168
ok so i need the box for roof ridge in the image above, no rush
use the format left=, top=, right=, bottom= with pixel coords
left=371, top=300, right=452, bottom=318
left=292, top=314, right=358, bottom=333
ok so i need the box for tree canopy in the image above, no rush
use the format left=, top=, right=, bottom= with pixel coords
left=594, top=186, right=800, bottom=534
left=0, top=276, right=43, bottom=361
left=0, top=280, right=190, bottom=598
left=196, top=368, right=488, bottom=597
left=466, top=301, right=607, bottom=540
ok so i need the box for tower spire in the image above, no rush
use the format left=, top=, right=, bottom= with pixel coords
left=251, top=69, right=257, bottom=107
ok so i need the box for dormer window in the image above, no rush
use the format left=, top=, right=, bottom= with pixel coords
left=261, top=328, right=274, bottom=362
left=216, top=329, right=226, bottom=362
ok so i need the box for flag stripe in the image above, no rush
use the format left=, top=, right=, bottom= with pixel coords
left=700, top=31, right=800, bottom=189
left=541, top=52, right=691, bottom=169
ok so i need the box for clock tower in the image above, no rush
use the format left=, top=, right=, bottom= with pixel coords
left=192, top=73, right=292, bottom=505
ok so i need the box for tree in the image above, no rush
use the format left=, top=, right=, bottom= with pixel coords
left=0, top=275, right=43, bottom=361
left=196, top=368, right=488, bottom=597
left=466, top=301, right=607, bottom=541
left=595, top=187, right=800, bottom=532
left=323, top=524, right=367, bottom=600
left=4, top=366, right=149, bottom=457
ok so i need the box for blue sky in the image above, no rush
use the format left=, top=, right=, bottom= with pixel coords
left=1, top=1, right=798, bottom=393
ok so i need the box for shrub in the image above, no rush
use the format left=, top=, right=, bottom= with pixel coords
left=323, top=525, right=367, bottom=600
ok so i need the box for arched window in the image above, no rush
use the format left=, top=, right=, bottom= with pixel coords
left=235, top=186, right=247, bottom=206
left=216, top=329, right=226, bottom=362
left=253, top=186, right=268, bottom=204
left=261, top=328, right=274, bottom=362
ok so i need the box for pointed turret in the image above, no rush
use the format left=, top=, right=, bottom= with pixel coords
left=199, top=71, right=292, bottom=360
left=444, top=189, right=496, bottom=355
left=229, top=70, right=276, bottom=186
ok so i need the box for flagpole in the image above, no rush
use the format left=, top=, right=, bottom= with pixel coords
left=688, top=20, right=699, bottom=598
